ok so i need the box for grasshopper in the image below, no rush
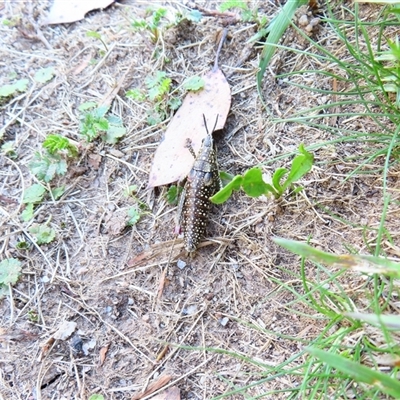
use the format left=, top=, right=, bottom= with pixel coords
left=176, top=115, right=222, bottom=253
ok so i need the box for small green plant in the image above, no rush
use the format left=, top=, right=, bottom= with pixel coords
left=29, top=223, right=56, bottom=245
left=79, top=102, right=126, bottom=144
left=127, top=71, right=181, bottom=125
left=219, top=1, right=267, bottom=26
left=33, top=67, right=55, bottom=84
left=88, top=394, right=104, bottom=400
left=0, top=258, right=22, bottom=299
left=124, top=186, right=149, bottom=226
left=211, top=144, right=313, bottom=204
left=131, top=7, right=168, bottom=43
left=86, top=30, right=108, bottom=55
left=0, top=78, right=29, bottom=98
left=30, top=134, right=78, bottom=183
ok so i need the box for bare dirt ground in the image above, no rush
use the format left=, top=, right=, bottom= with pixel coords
left=1, top=1, right=400, bottom=399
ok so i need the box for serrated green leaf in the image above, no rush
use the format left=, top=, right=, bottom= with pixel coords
left=43, top=134, right=70, bottom=154
left=187, top=10, right=202, bottom=22
left=23, top=184, right=46, bottom=204
left=210, top=175, right=243, bottom=204
left=168, top=97, right=181, bottom=110
left=0, top=258, right=22, bottom=285
left=21, top=203, right=34, bottom=222
left=183, top=76, right=205, bottom=91
left=126, top=88, right=146, bottom=101
left=242, top=167, right=268, bottom=197
left=104, top=125, right=126, bottom=144
left=94, top=106, right=110, bottom=119
left=166, top=185, right=183, bottom=205
left=127, top=207, right=141, bottom=226
left=78, top=101, right=98, bottom=111
left=34, top=67, right=55, bottom=84
left=0, top=79, right=29, bottom=97
left=29, top=224, right=56, bottom=245
left=51, top=186, right=65, bottom=200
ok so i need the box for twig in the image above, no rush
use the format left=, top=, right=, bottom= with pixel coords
left=213, top=28, right=228, bottom=72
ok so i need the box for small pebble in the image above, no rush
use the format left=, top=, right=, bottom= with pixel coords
left=177, top=259, right=187, bottom=269
left=220, top=317, right=229, bottom=327
left=298, top=15, right=309, bottom=26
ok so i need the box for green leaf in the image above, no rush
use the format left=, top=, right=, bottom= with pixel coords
left=242, top=167, right=267, bottom=197
left=183, top=76, right=205, bottom=91
left=345, top=312, right=400, bottom=331
left=88, top=395, right=104, bottom=400
left=281, top=144, right=313, bottom=191
left=34, top=67, right=55, bottom=84
left=210, top=175, right=243, bottom=204
left=21, top=203, right=34, bottom=222
left=0, top=258, right=22, bottom=285
left=43, top=134, right=77, bottom=156
left=51, top=186, right=65, bottom=200
left=23, top=184, right=46, bottom=204
left=29, top=224, right=56, bottom=245
left=86, top=30, right=101, bottom=39
left=126, top=88, right=146, bottom=101
left=220, top=171, right=235, bottom=187
left=272, top=167, right=288, bottom=194
left=168, top=97, right=181, bottom=110
left=0, top=79, right=29, bottom=97
left=307, top=347, right=400, bottom=398
left=127, top=207, right=141, bottom=226
left=78, top=101, right=97, bottom=111
left=166, top=185, right=183, bottom=205
left=219, top=0, right=248, bottom=12
left=104, top=125, right=126, bottom=144
left=273, top=238, right=400, bottom=277
left=187, top=10, right=202, bottom=22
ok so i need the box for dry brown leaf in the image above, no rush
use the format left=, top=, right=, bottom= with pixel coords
left=148, top=67, right=231, bottom=188
left=43, top=0, right=115, bottom=25
left=132, top=374, right=173, bottom=400
left=52, top=320, right=77, bottom=340
left=99, top=343, right=110, bottom=366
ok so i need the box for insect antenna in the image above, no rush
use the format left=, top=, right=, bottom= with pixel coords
left=202, top=114, right=219, bottom=136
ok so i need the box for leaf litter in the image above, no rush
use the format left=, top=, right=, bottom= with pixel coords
left=148, top=28, right=231, bottom=188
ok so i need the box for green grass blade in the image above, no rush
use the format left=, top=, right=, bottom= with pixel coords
left=257, top=0, right=307, bottom=102
left=307, top=347, right=400, bottom=398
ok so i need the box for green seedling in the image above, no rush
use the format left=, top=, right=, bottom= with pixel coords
left=211, top=144, right=313, bottom=204
left=0, top=78, right=29, bottom=98
left=30, top=134, right=77, bottom=183
left=183, top=76, right=205, bottom=91
left=27, top=310, right=39, bottom=322
left=219, top=0, right=267, bottom=26
left=131, top=7, right=168, bottom=43
left=86, top=30, right=108, bottom=55
left=29, top=223, right=56, bottom=245
left=132, top=8, right=167, bottom=43
left=34, top=67, right=55, bottom=84
left=0, top=258, right=22, bottom=299
left=79, top=103, right=126, bottom=144
left=128, top=71, right=181, bottom=125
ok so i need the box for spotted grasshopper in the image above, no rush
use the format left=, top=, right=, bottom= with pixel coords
left=176, top=115, right=222, bottom=253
